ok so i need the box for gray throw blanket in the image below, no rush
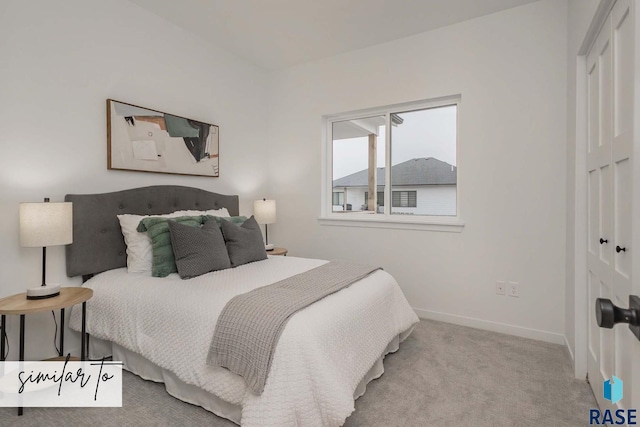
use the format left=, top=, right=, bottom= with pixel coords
left=207, top=261, right=381, bottom=394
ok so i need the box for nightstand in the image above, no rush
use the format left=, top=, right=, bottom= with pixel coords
left=268, top=247, right=288, bottom=256
left=0, top=287, right=93, bottom=415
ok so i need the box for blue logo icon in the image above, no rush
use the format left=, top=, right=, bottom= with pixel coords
left=604, top=376, right=623, bottom=405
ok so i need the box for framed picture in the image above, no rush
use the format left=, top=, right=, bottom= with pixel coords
left=107, top=99, right=219, bottom=177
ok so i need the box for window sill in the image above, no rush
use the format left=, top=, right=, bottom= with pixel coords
left=318, top=215, right=465, bottom=233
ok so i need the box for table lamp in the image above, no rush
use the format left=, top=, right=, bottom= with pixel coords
left=19, top=198, right=73, bottom=300
left=253, top=199, right=276, bottom=251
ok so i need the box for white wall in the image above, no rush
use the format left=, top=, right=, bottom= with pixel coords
left=0, top=0, right=270, bottom=360
left=565, top=0, right=602, bottom=375
left=268, top=0, right=569, bottom=343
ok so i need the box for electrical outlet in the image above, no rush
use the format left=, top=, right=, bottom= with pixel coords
left=508, top=282, right=519, bottom=298
left=496, top=281, right=506, bottom=295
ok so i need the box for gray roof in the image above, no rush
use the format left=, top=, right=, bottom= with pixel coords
left=333, top=157, right=456, bottom=187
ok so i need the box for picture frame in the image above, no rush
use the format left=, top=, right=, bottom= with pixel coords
left=107, top=99, right=219, bottom=177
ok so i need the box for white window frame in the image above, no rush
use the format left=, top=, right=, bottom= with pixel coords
left=320, top=95, right=464, bottom=232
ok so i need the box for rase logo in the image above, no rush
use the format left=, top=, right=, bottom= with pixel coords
left=589, top=376, right=637, bottom=425
left=604, top=376, right=624, bottom=405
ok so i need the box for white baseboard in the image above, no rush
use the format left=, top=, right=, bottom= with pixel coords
left=564, top=335, right=575, bottom=362
left=413, top=307, right=566, bottom=345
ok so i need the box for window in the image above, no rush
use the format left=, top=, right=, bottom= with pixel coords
left=326, top=96, right=460, bottom=229
left=332, top=192, right=344, bottom=206
left=392, top=191, right=417, bottom=208
left=331, top=114, right=385, bottom=214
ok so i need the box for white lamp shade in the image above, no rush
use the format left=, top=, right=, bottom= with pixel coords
left=20, top=202, right=73, bottom=247
left=253, top=199, right=276, bottom=225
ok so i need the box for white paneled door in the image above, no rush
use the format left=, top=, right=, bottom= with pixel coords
left=586, top=0, right=639, bottom=413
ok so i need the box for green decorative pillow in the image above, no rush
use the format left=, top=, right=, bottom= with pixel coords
left=137, top=216, right=203, bottom=277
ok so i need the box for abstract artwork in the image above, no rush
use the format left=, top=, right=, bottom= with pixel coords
left=107, top=99, right=219, bottom=177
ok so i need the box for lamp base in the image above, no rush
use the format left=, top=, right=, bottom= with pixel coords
left=26, top=284, right=61, bottom=300
left=265, top=244, right=275, bottom=251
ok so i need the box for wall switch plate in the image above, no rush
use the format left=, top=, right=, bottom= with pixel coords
left=496, top=281, right=506, bottom=295
left=508, top=282, right=519, bottom=297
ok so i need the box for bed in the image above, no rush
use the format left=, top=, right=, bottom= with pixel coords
left=64, top=185, right=418, bottom=426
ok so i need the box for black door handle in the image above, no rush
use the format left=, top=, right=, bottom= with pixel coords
left=600, top=238, right=608, bottom=244
left=596, top=298, right=636, bottom=328
left=616, top=245, right=626, bottom=253
left=596, top=296, right=640, bottom=341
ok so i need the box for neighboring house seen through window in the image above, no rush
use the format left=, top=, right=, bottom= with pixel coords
left=365, top=191, right=416, bottom=208
left=329, top=97, right=458, bottom=219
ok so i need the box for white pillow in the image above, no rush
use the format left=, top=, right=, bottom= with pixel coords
left=117, top=208, right=231, bottom=274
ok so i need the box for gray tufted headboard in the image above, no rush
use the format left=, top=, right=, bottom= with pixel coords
left=65, top=185, right=239, bottom=279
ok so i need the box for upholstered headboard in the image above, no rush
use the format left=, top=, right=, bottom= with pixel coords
left=65, top=185, right=239, bottom=278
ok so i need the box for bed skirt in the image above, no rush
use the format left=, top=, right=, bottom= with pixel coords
left=89, top=326, right=414, bottom=425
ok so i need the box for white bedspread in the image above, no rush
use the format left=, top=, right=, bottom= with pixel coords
left=69, top=256, right=419, bottom=426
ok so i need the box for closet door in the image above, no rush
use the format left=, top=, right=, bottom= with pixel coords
left=610, top=0, right=633, bottom=410
left=586, top=0, right=636, bottom=411
left=586, top=10, right=614, bottom=410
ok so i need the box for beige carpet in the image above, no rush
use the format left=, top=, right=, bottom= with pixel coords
left=0, top=319, right=596, bottom=426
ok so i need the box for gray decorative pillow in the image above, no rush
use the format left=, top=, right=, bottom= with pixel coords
left=168, top=219, right=231, bottom=279
left=137, top=216, right=203, bottom=277
left=219, top=215, right=267, bottom=267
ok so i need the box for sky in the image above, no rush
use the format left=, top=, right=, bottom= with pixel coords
left=332, top=105, right=457, bottom=180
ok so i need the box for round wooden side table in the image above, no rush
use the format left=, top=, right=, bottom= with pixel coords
left=268, top=247, right=288, bottom=256
left=0, top=287, right=93, bottom=415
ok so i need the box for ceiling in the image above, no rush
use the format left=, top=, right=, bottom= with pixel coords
left=129, top=0, right=540, bottom=70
